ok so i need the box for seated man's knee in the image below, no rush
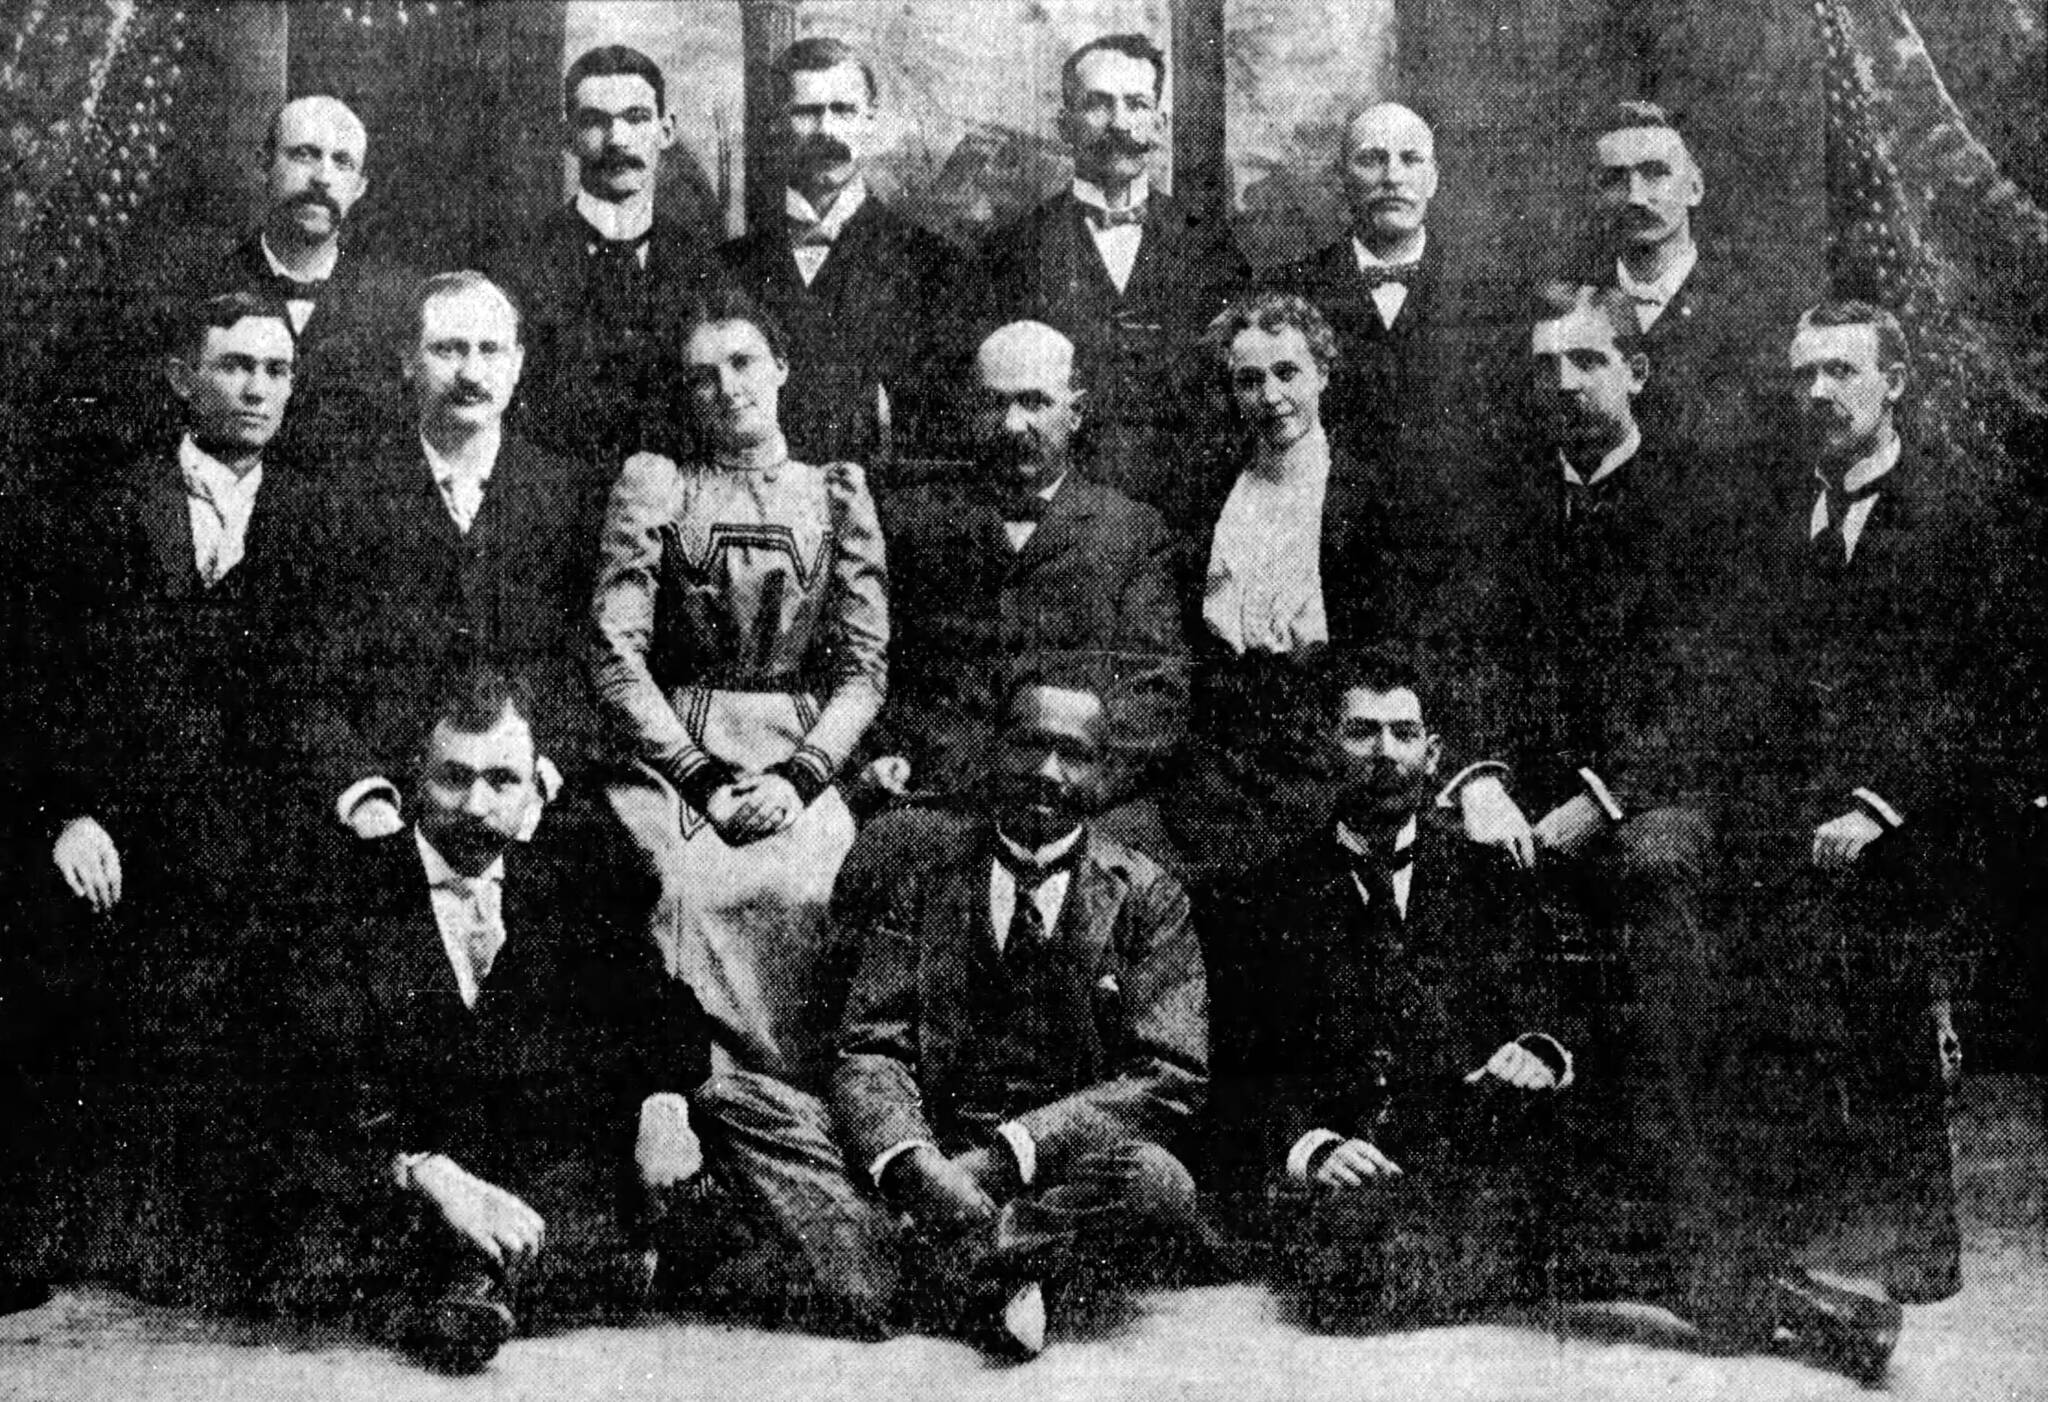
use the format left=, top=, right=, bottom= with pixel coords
left=1613, top=806, right=1716, bottom=887
left=1102, top=1141, right=1199, bottom=1224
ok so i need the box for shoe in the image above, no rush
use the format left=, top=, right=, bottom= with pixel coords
left=395, top=1289, right=515, bottom=1374
left=0, top=1279, right=51, bottom=1317
left=969, top=1279, right=1045, bottom=1363
left=1757, top=1269, right=1903, bottom=1387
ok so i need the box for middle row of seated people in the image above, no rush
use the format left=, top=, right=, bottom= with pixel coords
left=5, top=245, right=2010, bottom=1370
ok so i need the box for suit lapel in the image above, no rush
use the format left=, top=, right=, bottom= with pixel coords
left=139, top=460, right=200, bottom=598
left=1055, top=832, right=1116, bottom=978
left=1009, top=476, right=1093, bottom=576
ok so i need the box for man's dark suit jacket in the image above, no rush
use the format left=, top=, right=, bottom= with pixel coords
left=833, top=822, right=1208, bottom=1180
left=720, top=197, right=966, bottom=471
left=32, top=446, right=327, bottom=911
left=1716, top=445, right=2008, bottom=876
left=301, top=431, right=602, bottom=812
left=1584, top=237, right=1813, bottom=462
left=269, top=829, right=708, bottom=1206
left=975, top=191, right=1249, bottom=515
left=875, top=472, right=1188, bottom=799
left=1204, top=817, right=1560, bottom=1191
left=494, top=207, right=719, bottom=478
left=1447, top=433, right=1747, bottom=817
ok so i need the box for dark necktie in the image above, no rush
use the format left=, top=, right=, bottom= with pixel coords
left=588, top=233, right=651, bottom=276
left=1814, top=479, right=1882, bottom=565
left=1358, top=263, right=1417, bottom=290
left=1344, top=842, right=1413, bottom=921
left=999, top=493, right=1050, bottom=525
left=788, top=214, right=836, bottom=250
left=995, top=836, right=1083, bottom=954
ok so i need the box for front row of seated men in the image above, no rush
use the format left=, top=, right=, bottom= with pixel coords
left=2, top=642, right=1913, bottom=1381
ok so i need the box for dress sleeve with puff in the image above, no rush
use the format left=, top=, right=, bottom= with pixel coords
left=588, top=451, right=736, bottom=811
left=774, top=460, right=891, bottom=803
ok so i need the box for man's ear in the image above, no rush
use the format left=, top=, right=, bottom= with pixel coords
left=658, top=110, right=679, bottom=151
left=1626, top=350, right=1650, bottom=393
left=1882, top=361, right=1906, bottom=404
left=165, top=353, right=195, bottom=405
left=1422, top=733, right=1444, bottom=777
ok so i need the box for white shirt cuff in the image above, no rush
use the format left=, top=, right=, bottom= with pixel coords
left=1286, top=1129, right=1344, bottom=1183
left=1851, top=788, right=1905, bottom=829
left=995, top=1121, right=1037, bottom=1188
left=1577, top=769, right=1625, bottom=823
left=1435, top=761, right=1510, bottom=809
left=1520, top=1032, right=1576, bottom=1090
left=392, top=1150, right=444, bottom=1191
left=868, top=1138, right=938, bottom=1190
left=338, top=776, right=400, bottom=826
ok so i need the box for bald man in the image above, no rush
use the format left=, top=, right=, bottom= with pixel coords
left=846, top=321, right=1189, bottom=898
left=1264, top=103, right=1489, bottom=615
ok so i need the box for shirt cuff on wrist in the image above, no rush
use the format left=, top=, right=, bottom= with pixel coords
left=1851, top=787, right=1905, bottom=829
left=1286, top=1129, right=1344, bottom=1183
left=869, top=1138, right=937, bottom=1191
left=338, top=776, right=399, bottom=826
left=1436, top=761, right=1510, bottom=809
left=994, top=1121, right=1037, bottom=1188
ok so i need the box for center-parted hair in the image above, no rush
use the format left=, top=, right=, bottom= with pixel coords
left=1201, top=291, right=1340, bottom=377
left=409, top=270, right=523, bottom=345
left=1062, top=33, right=1168, bottom=105
left=170, top=290, right=297, bottom=360
left=681, top=284, right=791, bottom=364
left=565, top=44, right=667, bottom=117
left=773, top=35, right=878, bottom=105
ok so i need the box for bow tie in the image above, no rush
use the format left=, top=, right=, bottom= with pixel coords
left=1357, top=263, right=1417, bottom=290
left=587, top=233, right=650, bottom=264
left=266, top=271, right=325, bottom=300
left=997, top=494, right=1050, bottom=524
left=1084, top=203, right=1146, bottom=230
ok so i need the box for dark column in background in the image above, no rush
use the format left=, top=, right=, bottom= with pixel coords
left=285, top=0, right=566, bottom=270
left=740, top=0, right=798, bottom=234
left=1173, top=0, right=1229, bottom=229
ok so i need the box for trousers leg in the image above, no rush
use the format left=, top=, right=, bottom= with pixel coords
left=996, top=1139, right=1201, bottom=1282
left=691, top=1068, right=901, bottom=1335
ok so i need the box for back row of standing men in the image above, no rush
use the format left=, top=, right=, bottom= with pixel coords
left=1, top=27, right=2035, bottom=1382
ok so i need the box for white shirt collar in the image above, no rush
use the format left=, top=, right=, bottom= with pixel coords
left=1351, top=230, right=1427, bottom=272
left=1071, top=174, right=1151, bottom=215
left=1834, top=431, right=1902, bottom=496
left=574, top=188, right=655, bottom=245
left=179, top=433, right=263, bottom=501
left=786, top=177, right=869, bottom=238
left=996, top=824, right=1085, bottom=869
left=1560, top=421, right=1643, bottom=489
left=415, top=826, right=506, bottom=890
left=259, top=232, right=339, bottom=284
left=1614, top=240, right=1698, bottom=308
left=421, top=429, right=502, bottom=485
left=1335, top=815, right=1419, bottom=859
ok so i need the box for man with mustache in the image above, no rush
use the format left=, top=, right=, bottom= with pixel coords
left=1264, top=105, right=1479, bottom=512
left=839, top=320, right=1187, bottom=915
left=718, top=37, right=966, bottom=476
left=975, top=33, right=1249, bottom=517
left=1702, top=301, right=2004, bottom=1302
left=1205, top=645, right=1906, bottom=1385
left=0, top=291, right=326, bottom=1305
left=262, top=666, right=710, bottom=1371
left=1579, top=100, right=1804, bottom=460
left=833, top=674, right=1209, bottom=1359
left=301, top=272, right=604, bottom=853
left=496, top=45, right=719, bottom=476
left=53, top=95, right=413, bottom=481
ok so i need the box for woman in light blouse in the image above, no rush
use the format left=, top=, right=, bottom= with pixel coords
left=1167, top=291, right=1398, bottom=880
left=590, top=288, right=888, bottom=1085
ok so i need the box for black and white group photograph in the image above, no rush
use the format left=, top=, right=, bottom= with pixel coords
left=0, top=0, right=2043, bottom=1397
